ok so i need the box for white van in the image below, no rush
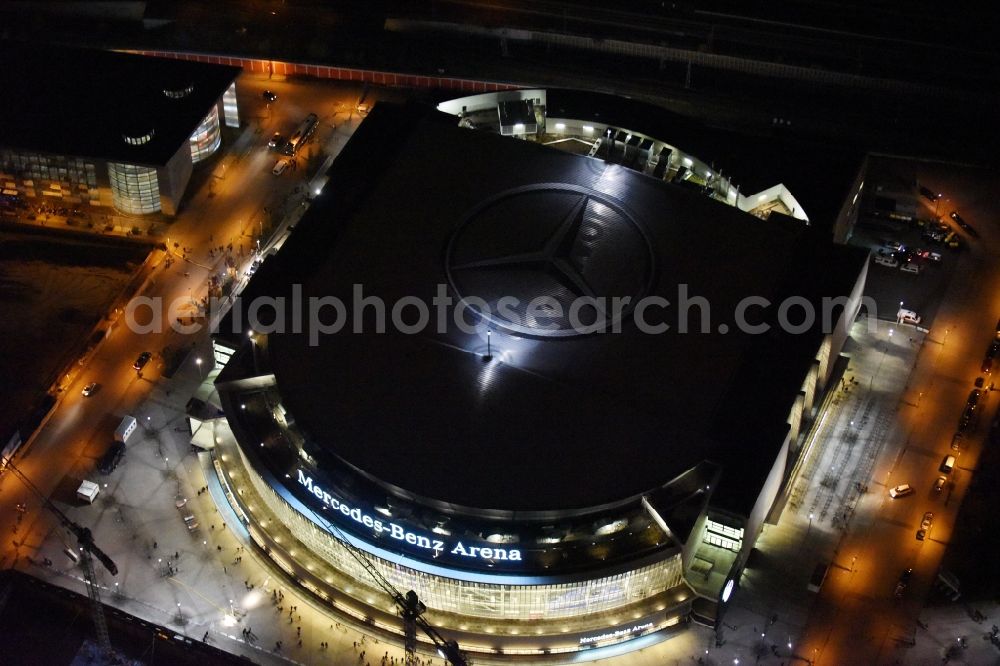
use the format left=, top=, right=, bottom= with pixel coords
left=272, top=159, right=289, bottom=176
left=114, top=415, right=137, bottom=444
left=940, top=455, right=956, bottom=474
left=874, top=255, right=899, bottom=268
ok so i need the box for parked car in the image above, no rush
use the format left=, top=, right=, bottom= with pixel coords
left=918, top=185, right=938, bottom=202
left=984, top=357, right=995, bottom=374
left=950, top=211, right=978, bottom=238
left=272, top=159, right=289, bottom=176
left=262, top=90, right=277, bottom=102
left=901, top=262, right=922, bottom=274
left=894, top=567, right=914, bottom=597
left=889, top=484, right=914, bottom=498
left=915, top=249, right=942, bottom=263
left=933, top=476, right=947, bottom=492
left=133, top=351, right=151, bottom=371
left=959, top=404, right=975, bottom=428
left=97, top=441, right=126, bottom=474
left=81, top=382, right=99, bottom=397
left=268, top=133, right=284, bottom=149
left=967, top=388, right=981, bottom=408
left=875, top=255, right=899, bottom=268
left=898, top=309, right=921, bottom=325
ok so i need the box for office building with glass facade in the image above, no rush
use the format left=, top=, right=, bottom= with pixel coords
left=206, top=101, right=868, bottom=657
left=0, top=42, right=240, bottom=216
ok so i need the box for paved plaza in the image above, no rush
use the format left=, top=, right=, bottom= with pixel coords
left=12, top=312, right=960, bottom=666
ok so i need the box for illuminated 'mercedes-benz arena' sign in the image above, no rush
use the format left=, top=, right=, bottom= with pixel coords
left=296, top=469, right=522, bottom=563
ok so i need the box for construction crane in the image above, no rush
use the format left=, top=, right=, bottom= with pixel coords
left=2, top=455, right=118, bottom=653
left=305, top=506, right=467, bottom=666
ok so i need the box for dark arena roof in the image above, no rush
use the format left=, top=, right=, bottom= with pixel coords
left=0, top=41, right=240, bottom=165
left=219, top=101, right=867, bottom=522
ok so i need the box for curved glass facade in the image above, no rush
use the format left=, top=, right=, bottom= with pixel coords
left=108, top=162, right=160, bottom=214
left=189, top=105, right=222, bottom=163
left=233, top=443, right=684, bottom=621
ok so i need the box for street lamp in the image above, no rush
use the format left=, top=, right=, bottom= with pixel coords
left=195, top=356, right=204, bottom=380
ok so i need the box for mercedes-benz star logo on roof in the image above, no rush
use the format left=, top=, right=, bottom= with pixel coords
left=446, top=184, right=655, bottom=338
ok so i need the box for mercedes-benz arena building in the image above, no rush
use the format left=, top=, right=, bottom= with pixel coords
left=208, top=101, right=868, bottom=657
left=0, top=43, right=239, bottom=216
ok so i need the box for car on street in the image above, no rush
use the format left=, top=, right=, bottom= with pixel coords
left=874, top=255, right=899, bottom=268
left=934, top=476, right=947, bottom=492
left=262, top=90, right=277, bottom=102
left=975, top=376, right=985, bottom=388
left=133, top=351, right=151, bottom=371
left=894, top=568, right=914, bottom=597
left=901, top=262, right=922, bottom=274
left=272, top=159, right=289, bottom=176
left=950, top=211, right=978, bottom=238
left=81, top=382, right=99, bottom=397
left=356, top=102, right=370, bottom=116
left=984, top=357, right=995, bottom=374
left=889, top=484, right=914, bottom=498
left=268, top=133, right=284, bottom=149
left=898, top=309, right=921, bottom=325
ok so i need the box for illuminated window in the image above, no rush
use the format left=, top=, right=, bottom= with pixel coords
left=163, top=84, right=194, bottom=99
left=108, top=162, right=160, bottom=214
left=222, top=83, right=240, bottom=128
left=230, top=448, right=685, bottom=621
left=704, top=519, right=743, bottom=552
left=190, top=106, right=222, bottom=163
left=122, top=130, right=155, bottom=146
left=1, top=149, right=101, bottom=205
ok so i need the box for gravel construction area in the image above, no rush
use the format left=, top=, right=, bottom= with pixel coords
left=0, top=230, right=148, bottom=440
